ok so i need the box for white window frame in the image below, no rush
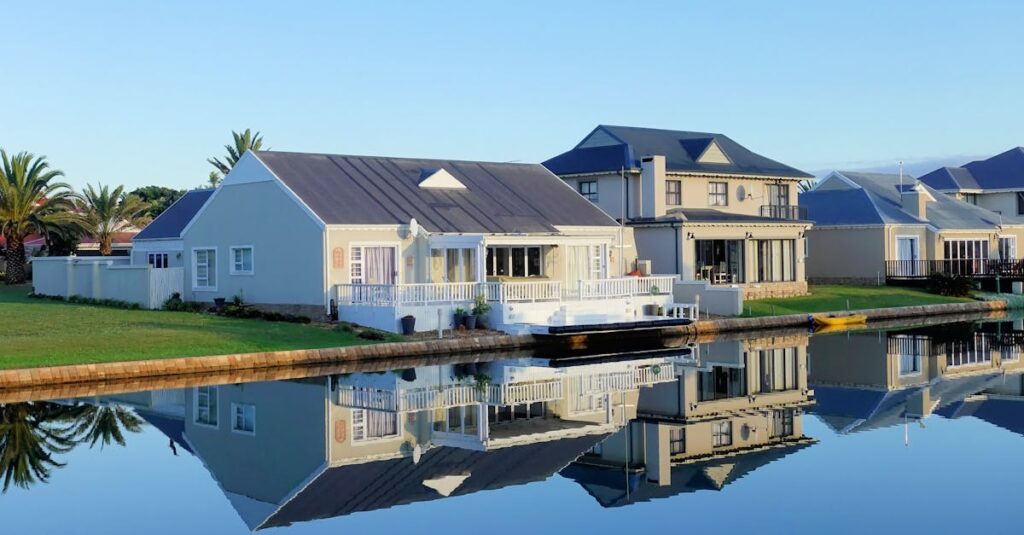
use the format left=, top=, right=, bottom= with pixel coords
left=435, top=247, right=478, bottom=283
left=231, top=403, right=256, bottom=436
left=349, top=242, right=401, bottom=284
left=485, top=245, right=544, bottom=278
left=229, top=245, right=255, bottom=276
left=192, top=247, right=218, bottom=291
left=712, top=420, right=732, bottom=447
left=147, top=252, right=169, bottom=269
left=999, top=235, right=1017, bottom=261
left=193, top=386, right=219, bottom=429
left=351, top=408, right=400, bottom=443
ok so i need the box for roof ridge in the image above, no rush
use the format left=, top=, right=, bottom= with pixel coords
left=255, top=150, right=540, bottom=167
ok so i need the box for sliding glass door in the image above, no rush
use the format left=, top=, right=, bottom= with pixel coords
left=755, top=239, right=796, bottom=282
left=695, top=240, right=745, bottom=284
left=944, top=239, right=989, bottom=275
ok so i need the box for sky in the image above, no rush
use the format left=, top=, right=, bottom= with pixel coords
left=2, top=0, right=1022, bottom=191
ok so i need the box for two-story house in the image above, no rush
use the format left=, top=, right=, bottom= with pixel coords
left=918, top=147, right=1024, bottom=215
left=544, top=126, right=813, bottom=299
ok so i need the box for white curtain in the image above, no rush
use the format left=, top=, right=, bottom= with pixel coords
left=365, top=247, right=395, bottom=284
left=566, top=246, right=591, bottom=282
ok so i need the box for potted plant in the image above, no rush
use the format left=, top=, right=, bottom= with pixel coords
left=464, top=312, right=478, bottom=330
left=454, top=307, right=467, bottom=327
left=471, top=294, right=491, bottom=329
left=213, top=297, right=226, bottom=313
left=400, top=314, right=416, bottom=335
left=649, top=285, right=660, bottom=295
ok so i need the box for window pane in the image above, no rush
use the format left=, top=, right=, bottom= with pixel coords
left=511, top=248, right=526, bottom=277
left=495, top=248, right=509, bottom=276
left=527, top=247, right=541, bottom=276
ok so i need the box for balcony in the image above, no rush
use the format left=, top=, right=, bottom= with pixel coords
left=884, top=259, right=1024, bottom=280
left=760, top=204, right=807, bottom=220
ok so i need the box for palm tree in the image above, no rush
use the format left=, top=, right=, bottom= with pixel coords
left=69, top=405, right=144, bottom=449
left=0, top=403, right=80, bottom=492
left=797, top=179, right=816, bottom=193
left=207, top=128, right=265, bottom=177
left=77, top=184, right=149, bottom=256
left=0, top=150, right=80, bottom=284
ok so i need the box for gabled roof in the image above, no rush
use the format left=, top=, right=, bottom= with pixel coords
left=919, top=147, right=1024, bottom=191
left=800, top=171, right=1022, bottom=229
left=253, top=151, right=618, bottom=233
left=133, top=189, right=215, bottom=241
left=260, top=434, right=606, bottom=529
left=543, top=125, right=812, bottom=179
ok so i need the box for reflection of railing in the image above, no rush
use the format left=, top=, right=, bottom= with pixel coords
left=337, top=386, right=397, bottom=411
left=397, top=385, right=478, bottom=412
left=487, top=379, right=564, bottom=405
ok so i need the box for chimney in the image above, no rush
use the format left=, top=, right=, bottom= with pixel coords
left=901, top=183, right=929, bottom=220
left=640, top=155, right=666, bottom=218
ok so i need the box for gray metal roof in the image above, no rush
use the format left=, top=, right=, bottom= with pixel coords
left=133, top=189, right=214, bottom=241
left=543, top=125, right=813, bottom=179
left=255, top=151, right=618, bottom=233
left=801, top=171, right=1022, bottom=229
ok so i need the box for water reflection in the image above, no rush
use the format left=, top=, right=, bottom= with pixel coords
left=3, top=316, right=1024, bottom=532
left=809, top=319, right=1024, bottom=436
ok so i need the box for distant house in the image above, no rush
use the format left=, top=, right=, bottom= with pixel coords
left=77, top=231, right=138, bottom=257
left=919, top=147, right=1024, bottom=215
left=801, top=171, right=1024, bottom=284
left=545, top=125, right=813, bottom=299
left=175, top=150, right=677, bottom=331
left=130, top=188, right=214, bottom=268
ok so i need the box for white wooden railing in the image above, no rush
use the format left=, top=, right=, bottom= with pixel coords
left=486, top=379, right=564, bottom=405
left=397, top=385, right=479, bottom=412
left=333, top=275, right=678, bottom=307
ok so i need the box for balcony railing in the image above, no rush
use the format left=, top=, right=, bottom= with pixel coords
left=760, top=204, right=807, bottom=220
left=333, top=276, right=679, bottom=307
left=885, top=259, right=1024, bottom=280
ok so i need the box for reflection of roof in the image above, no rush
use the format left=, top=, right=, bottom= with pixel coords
left=137, top=410, right=193, bottom=455
left=253, top=151, right=618, bottom=233
left=561, top=439, right=814, bottom=508
left=260, top=434, right=607, bottom=530
left=543, top=125, right=812, bottom=178
left=811, top=373, right=1005, bottom=434
left=134, top=189, right=214, bottom=241
left=937, top=397, right=1024, bottom=436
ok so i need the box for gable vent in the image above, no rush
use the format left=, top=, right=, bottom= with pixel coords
left=418, top=168, right=466, bottom=189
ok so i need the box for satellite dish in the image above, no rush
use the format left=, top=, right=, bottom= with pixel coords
left=736, top=185, right=747, bottom=202
left=409, top=218, right=419, bottom=237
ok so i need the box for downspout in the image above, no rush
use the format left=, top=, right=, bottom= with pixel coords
left=674, top=223, right=681, bottom=275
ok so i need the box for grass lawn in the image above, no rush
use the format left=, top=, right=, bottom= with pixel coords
left=0, top=284, right=401, bottom=370
left=743, top=284, right=975, bottom=317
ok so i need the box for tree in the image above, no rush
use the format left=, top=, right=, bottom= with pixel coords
left=207, top=128, right=265, bottom=177
left=797, top=179, right=816, bottom=193
left=129, top=185, right=185, bottom=220
left=77, top=184, right=149, bottom=256
left=0, top=150, right=80, bottom=284
left=207, top=171, right=222, bottom=188
left=0, top=403, right=79, bottom=492
left=69, top=405, right=144, bottom=449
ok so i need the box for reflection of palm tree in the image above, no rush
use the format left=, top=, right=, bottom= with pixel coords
left=70, top=405, right=144, bottom=449
left=0, top=403, right=79, bottom=492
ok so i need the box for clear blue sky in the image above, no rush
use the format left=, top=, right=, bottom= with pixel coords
left=3, top=0, right=1022, bottom=190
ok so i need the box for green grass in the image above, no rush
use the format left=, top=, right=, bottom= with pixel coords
left=743, top=284, right=975, bottom=317
left=0, top=284, right=401, bottom=370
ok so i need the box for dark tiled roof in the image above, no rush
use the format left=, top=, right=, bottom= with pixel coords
left=133, top=189, right=214, bottom=241
left=543, top=125, right=812, bottom=179
left=920, top=147, right=1024, bottom=191
left=801, top=171, right=1023, bottom=229
left=255, top=151, right=618, bottom=233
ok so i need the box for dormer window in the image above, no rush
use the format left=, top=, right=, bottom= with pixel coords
left=418, top=168, right=466, bottom=189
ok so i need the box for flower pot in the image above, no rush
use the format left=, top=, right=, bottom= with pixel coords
left=464, top=315, right=478, bottom=330
left=400, top=368, right=417, bottom=382
left=400, top=315, right=416, bottom=335
left=213, top=297, right=226, bottom=313
left=454, top=313, right=466, bottom=328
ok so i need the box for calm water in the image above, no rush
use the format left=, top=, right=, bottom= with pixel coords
left=3, top=315, right=1024, bottom=534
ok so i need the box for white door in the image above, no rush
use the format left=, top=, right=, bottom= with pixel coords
left=896, top=237, right=919, bottom=276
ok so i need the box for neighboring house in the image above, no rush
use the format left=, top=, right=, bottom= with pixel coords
left=563, top=333, right=815, bottom=504
left=178, top=150, right=677, bottom=331
left=78, top=231, right=138, bottom=256
left=544, top=125, right=813, bottom=299
left=175, top=356, right=688, bottom=529
left=808, top=323, right=1024, bottom=435
left=0, top=234, right=45, bottom=275
left=918, top=147, right=1024, bottom=215
left=130, top=188, right=215, bottom=268
left=801, top=171, right=1024, bottom=285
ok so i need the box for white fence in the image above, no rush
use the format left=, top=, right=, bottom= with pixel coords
left=333, top=276, right=679, bottom=307
left=31, top=257, right=183, bottom=309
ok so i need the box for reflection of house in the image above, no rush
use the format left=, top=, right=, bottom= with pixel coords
left=801, top=171, right=1024, bottom=284
left=809, top=323, right=1024, bottom=434
left=176, top=356, right=686, bottom=530
left=544, top=125, right=813, bottom=299
left=563, top=336, right=815, bottom=506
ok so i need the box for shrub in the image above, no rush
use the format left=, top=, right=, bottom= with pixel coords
left=65, top=294, right=141, bottom=310
left=357, top=329, right=387, bottom=341
left=162, top=292, right=206, bottom=313
left=928, top=272, right=975, bottom=297
left=471, top=294, right=491, bottom=316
